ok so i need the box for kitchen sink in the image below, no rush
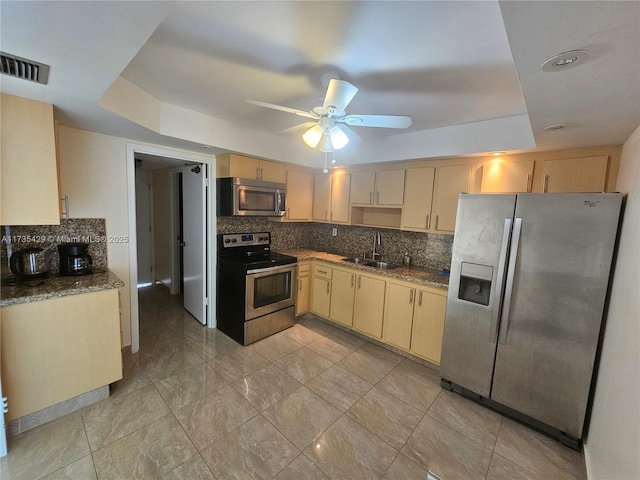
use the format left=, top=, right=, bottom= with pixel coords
left=341, top=257, right=400, bottom=270
left=369, top=261, right=400, bottom=270
left=342, top=257, right=373, bottom=265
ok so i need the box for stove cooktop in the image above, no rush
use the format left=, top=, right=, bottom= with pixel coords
left=218, top=251, right=297, bottom=271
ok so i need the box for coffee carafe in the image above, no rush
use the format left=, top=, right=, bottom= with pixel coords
left=58, top=243, right=93, bottom=276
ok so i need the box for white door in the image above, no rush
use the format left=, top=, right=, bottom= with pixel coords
left=181, top=165, right=207, bottom=324
left=135, top=170, right=153, bottom=286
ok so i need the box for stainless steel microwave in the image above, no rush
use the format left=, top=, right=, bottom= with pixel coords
left=217, top=177, right=286, bottom=217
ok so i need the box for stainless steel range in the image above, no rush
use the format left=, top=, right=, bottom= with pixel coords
left=216, top=232, right=297, bottom=345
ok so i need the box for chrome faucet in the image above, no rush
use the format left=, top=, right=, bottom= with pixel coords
left=372, top=231, right=382, bottom=260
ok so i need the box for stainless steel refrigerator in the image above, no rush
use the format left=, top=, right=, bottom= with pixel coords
left=440, top=193, right=622, bottom=449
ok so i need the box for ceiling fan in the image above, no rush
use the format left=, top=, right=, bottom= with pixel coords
left=247, top=75, right=412, bottom=153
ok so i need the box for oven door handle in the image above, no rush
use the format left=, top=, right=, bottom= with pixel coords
left=247, top=263, right=298, bottom=275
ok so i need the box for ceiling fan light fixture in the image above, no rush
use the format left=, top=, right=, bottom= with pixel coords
left=302, top=124, right=324, bottom=148
left=318, top=133, right=334, bottom=153
left=329, top=126, right=349, bottom=150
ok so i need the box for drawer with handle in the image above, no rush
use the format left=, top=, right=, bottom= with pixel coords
left=313, top=264, right=333, bottom=280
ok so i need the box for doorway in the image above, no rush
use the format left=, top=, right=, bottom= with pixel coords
left=127, top=144, right=215, bottom=354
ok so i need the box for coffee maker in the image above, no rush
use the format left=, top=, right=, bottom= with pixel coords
left=58, top=243, right=92, bottom=276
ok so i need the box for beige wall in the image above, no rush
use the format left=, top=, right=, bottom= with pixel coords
left=57, top=126, right=212, bottom=347
left=152, top=167, right=172, bottom=287
left=585, top=126, right=640, bottom=479
left=58, top=126, right=132, bottom=345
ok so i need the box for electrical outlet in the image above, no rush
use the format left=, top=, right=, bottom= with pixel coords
left=332, top=228, right=338, bottom=237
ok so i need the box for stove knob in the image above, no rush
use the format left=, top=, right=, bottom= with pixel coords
left=231, top=238, right=237, bottom=243
left=224, top=238, right=231, bottom=244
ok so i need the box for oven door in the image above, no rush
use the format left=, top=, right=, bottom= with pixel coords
left=245, top=264, right=297, bottom=320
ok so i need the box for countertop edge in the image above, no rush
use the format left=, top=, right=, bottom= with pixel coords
left=0, top=271, right=125, bottom=307
left=277, top=249, right=449, bottom=289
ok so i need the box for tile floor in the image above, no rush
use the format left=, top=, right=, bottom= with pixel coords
left=1, top=285, right=588, bottom=479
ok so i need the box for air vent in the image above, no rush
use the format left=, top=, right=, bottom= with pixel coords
left=0, top=52, right=49, bottom=85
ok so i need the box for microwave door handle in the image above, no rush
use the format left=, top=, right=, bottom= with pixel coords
left=275, top=189, right=281, bottom=214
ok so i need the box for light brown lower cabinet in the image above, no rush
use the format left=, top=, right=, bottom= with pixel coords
left=382, top=281, right=416, bottom=350
left=410, top=287, right=448, bottom=364
left=353, top=273, right=386, bottom=339
left=295, top=262, right=311, bottom=315
left=310, top=264, right=332, bottom=318
left=329, top=267, right=356, bottom=327
left=1, top=289, right=122, bottom=421
left=304, top=260, right=448, bottom=365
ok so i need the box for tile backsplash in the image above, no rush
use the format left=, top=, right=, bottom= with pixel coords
left=217, top=218, right=452, bottom=270
left=1, top=219, right=108, bottom=278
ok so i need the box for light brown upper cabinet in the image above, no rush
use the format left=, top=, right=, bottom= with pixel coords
left=540, top=156, right=608, bottom=193
left=1, top=94, right=60, bottom=225
left=216, top=153, right=286, bottom=183
left=350, top=170, right=405, bottom=205
left=481, top=159, right=535, bottom=193
left=312, top=172, right=350, bottom=223
left=284, top=169, right=312, bottom=221
left=401, top=164, right=469, bottom=233
left=431, top=164, right=471, bottom=233
left=401, top=167, right=436, bottom=231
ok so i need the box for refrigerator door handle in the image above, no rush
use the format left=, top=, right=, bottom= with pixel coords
left=498, top=217, right=522, bottom=345
left=490, top=218, right=513, bottom=343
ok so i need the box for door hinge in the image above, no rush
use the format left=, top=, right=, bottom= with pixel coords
left=204, top=297, right=209, bottom=306
left=204, top=178, right=210, bottom=187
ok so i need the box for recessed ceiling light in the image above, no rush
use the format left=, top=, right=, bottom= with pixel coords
left=544, top=123, right=573, bottom=131
left=201, top=145, right=214, bottom=150
left=492, top=152, right=504, bottom=156
left=541, top=50, right=591, bottom=72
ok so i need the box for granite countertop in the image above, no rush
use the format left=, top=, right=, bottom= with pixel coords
left=277, top=248, right=449, bottom=289
left=0, top=270, right=125, bottom=307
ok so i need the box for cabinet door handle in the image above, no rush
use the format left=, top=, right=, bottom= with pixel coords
left=435, top=215, right=439, bottom=230
left=298, top=279, right=302, bottom=291
left=358, top=277, right=361, bottom=289
left=369, top=192, right=372, bottom=204
left=425, top=214, right=429, bottom=229
left=376, top=191, right=380, bottom=204
left=409, top=290, right=414, bottom=304
left=318, top=269, right=328, bottom=274
left=256, top=167, right=261, bottom=180
left=525, top=174, right=532, bottom=193
left=543, top=174, right=549, bottom=193
left=351, top=274, right=354, bottom=287
left=287, top=208, right=290, bottom=219
left=326, top=281, right=330, bottom=294
left=325, top=209, right=328, bottom=220
left=418, top=291, right=423, bottom=306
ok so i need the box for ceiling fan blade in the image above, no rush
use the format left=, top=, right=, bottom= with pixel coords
left=336, top=124, right=361, bottom=141
left=323, top=79, right=358, bottom=116
left=341, top=114, right=413, bottom=129
left=246, top=99, right=319, bottom=120
left=278, top=121, right=317, bottom=135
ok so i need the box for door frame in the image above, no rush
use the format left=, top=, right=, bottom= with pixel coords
left=134, top=168, right=155, bottom=287
left=126, top=143, right=216, bottom=354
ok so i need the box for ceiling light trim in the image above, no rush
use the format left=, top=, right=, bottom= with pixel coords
left=540, top=50, right=591, bottom=72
